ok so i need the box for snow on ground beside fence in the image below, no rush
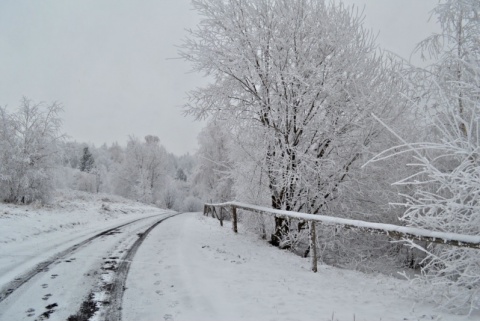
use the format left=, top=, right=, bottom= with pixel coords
left=124, top=213, right=474, bottom=321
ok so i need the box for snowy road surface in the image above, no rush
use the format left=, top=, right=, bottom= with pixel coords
left=0, top=211, right=178, bottom=320
left=0, top=206, right=474, bottom=321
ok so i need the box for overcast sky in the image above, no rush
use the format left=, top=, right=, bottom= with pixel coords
left=0, top=0, right=439, bottom=155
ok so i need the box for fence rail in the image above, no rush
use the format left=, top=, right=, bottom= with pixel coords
left=204, top=201, right=480, bottom=273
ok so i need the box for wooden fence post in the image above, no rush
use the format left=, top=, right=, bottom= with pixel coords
left=219, top=207, right=224, bottom=227
left=204, top=204, right=207, bottom=216
left=310, top=221, right=317, bottom=273
left=232, top=205, right=238, bottom=233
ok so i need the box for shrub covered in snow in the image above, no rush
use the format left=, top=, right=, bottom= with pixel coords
left=369, top=0, right=480, bottom=313
left=181, top=196, right=203, bottom=212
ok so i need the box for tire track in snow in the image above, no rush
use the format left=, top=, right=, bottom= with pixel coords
left=0, top=213, right=164, bottom=303
left=102, top=213, right=182, bottom=321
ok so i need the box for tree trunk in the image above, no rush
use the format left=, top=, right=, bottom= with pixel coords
left=270, top=216, right=290, bottom=248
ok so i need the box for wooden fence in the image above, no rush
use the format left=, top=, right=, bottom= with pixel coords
left=204, top=201, right=480, bottom=273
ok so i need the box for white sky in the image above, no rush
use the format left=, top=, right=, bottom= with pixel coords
left=0, top=0, right=439, bottom=155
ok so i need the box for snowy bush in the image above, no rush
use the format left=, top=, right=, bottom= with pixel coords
left=181, top=196, right=203, bottom=212
left=389, top=112, right=480, bottom=313
left=157, top=182, right=182, bottom=210
left=53, top=166, right=77, bottom=190
left=373, top=111, right=480, bottom=312
left=368, top=0, right=480, bottom=312
left=74, top=171, right=97, bottom=193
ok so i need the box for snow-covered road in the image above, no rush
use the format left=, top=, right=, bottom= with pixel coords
left=123, top=213, right=474, bottom=321
left=1, top=200, right=475, bottom=321
left=0, top=210, right=178, bottom=321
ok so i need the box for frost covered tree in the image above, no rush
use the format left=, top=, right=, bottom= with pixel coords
left=91, top=144, right=113, bottom=193
left=192, top=119, right=234, bottom=203
left=108, top=142, right=124, bottom=164
left=79, top=146, right=94, bottom=173
left=370, top=0, right=480, bottom=313
left=181, top=0, right=406, bottom=246
left=60, top=141, right=82, bottom=169
left=0, top=98, right=64, bottom=204
left=112, top=136, right=167, bottom=203
left=74, top=171, right=97, bottom=193
left=158, top=180, right=182, bottom=209
left=176, top=168, right=187, bottom=182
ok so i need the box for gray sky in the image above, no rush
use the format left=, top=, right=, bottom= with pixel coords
left=0, top=0, right=439, bottom=155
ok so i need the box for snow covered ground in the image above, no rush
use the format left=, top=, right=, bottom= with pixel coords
left=0, top=190, right=169, bottom=286
left=0, top=190, right=173, bottom=320
left=124, top=213, right=475, bottom=321
left=0, top=191, right=476, bottom=320
left=0, top=190, right=168, bottom=245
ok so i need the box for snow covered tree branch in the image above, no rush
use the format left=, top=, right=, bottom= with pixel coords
left=368, top=0, right=480, bottom=313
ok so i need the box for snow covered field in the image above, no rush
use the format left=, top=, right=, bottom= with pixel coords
left=0, top=191, right=475, bottom=320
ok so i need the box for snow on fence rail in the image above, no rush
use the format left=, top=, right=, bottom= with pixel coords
left=203, top=201, right=480, bottom=273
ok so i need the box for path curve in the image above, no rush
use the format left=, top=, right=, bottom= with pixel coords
left=0, top=212, right=179, bottom=321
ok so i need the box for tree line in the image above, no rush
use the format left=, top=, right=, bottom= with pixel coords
left=0, top=101, right=201, bottom=211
